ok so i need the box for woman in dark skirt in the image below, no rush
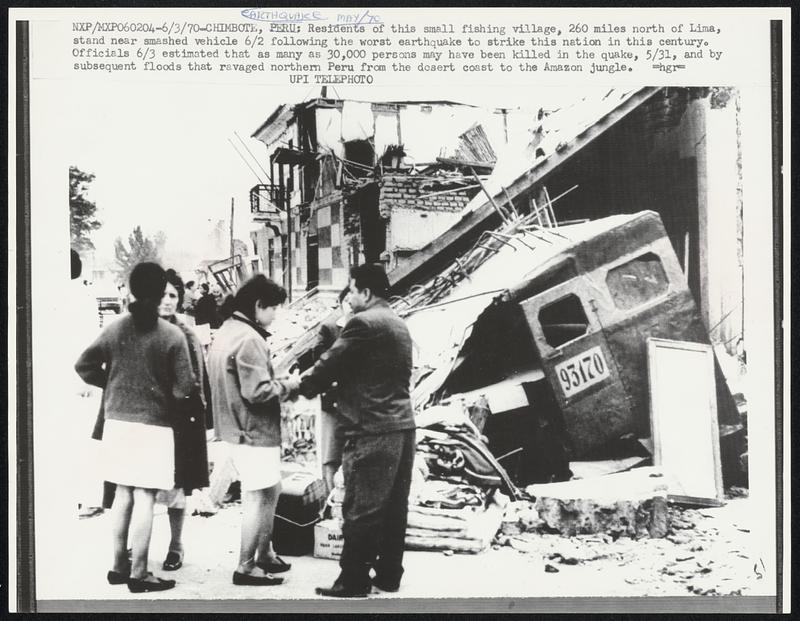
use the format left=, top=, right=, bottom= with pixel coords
left=155, top=268, right=212, bottom=571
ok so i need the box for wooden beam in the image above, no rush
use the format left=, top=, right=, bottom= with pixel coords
left=436, top=156, right=496, bottom=170
left=470, top=167, right=512, bottom=222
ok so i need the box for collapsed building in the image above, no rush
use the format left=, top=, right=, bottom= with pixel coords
left=389, top=86, right=743, bottom=351
left=248, top=86, right=748, bottom=551
left=248, top=93, right=540, bottom=301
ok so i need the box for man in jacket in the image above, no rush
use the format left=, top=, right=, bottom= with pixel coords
left=194, top=282, right=222, bottom=328
left=300, top=264, right=416, bottom=598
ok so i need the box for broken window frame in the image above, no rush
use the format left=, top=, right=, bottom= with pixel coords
left=605, top=251, right=671, bottom=312
left=522, top=280, right=603, bottom=357
left=537, top=293, right=592, bottom=350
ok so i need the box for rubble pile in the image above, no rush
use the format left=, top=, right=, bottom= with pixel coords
left=390, top=208, right=553, bottom=313
left=271, top=296, right=334, bottom=370
left=315, top=402, right=514, bottom=556
left=405, top=494, right=508, bottom=554
left=406, top=452, right=508, bottom=554
left=257, top=209, right=749, bottom=565
left=400, top=400, right=519, bottom=554
left=656, top=504, right=758, bottom=596
left=492, top=499, right=757, bottom=596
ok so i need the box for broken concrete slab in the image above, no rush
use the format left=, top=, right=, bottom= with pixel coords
left=500, top=500, right=542, bottom=536
left=525, top=466, right=670, bottom=538
left=569, top=456, right=649, bottom=480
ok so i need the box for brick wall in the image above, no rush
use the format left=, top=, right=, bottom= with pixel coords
left=379, top=175, right=479, bottom=269
left=378, top=174, right=475, bottom=218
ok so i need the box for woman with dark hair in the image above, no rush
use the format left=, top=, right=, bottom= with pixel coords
left=155, top=268, right=212, bottom=572
left=75, top=262, right=195, bottom=593
left=207, top=274, right=300, bottom=586
left=217, top=292, right=236, bottom=321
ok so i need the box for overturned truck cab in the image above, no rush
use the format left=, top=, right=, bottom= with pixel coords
left=437, top=211, right=740, bottom=485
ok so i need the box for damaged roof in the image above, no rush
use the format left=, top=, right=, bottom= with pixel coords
left=251, top=104, right=293, bottom=144
left=388, top=87, right=664, bottom=295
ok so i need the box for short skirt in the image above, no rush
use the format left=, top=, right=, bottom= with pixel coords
left=103, top=419, right=175, bottom=491
left=155, top=487, right=187, bottom=509
left=227, top=443, right=282, bottom=492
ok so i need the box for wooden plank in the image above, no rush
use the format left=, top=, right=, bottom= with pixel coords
left=470, top=167, right=512, bottom=222
left=436, top=156, right=496, bottom=170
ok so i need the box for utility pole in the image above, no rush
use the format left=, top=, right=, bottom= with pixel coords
left=230, top=197, right=235, bottom=287
left=285, top=187, right=293, bottom=302
left=230, top=197, right=235, bottom=260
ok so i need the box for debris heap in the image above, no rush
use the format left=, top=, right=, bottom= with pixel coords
left=402, top=400, right=519, bottom=553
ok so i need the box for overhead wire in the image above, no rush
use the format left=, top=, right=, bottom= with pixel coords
left=234, top=131, right=272, bottom=182
left=227, top=138, right=267, bottom=185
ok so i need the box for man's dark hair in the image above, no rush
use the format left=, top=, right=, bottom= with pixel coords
left=70, top=249, right=82, bottom=280
left=233, top=274, right=287, bottom=321
left=201, top=282, right=210, bottom=294
left=337, top=285, right=350, bottom=304
left=185, top=280, right=195, bottom=289
left=350, top=263, right=390, bottom=299
left=219, top=293, right=236, bottom=320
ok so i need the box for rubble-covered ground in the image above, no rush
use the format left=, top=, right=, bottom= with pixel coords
left=41, top=490, right=765, bottom=603
left=496, top=491, right=762, bottom=597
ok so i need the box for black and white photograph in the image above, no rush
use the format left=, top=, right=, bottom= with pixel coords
left=8, top=6, right=789, bottom=614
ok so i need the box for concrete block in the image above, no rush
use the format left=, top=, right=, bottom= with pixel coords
left=500, top=500, right=542, bottom=536
left=526, top=467, right=669, bottom=539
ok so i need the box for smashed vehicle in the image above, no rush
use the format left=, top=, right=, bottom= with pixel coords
left=401, top=211, right=744, bottom=488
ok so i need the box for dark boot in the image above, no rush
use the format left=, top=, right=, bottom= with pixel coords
left=315, top=574, right=369, bottom=598
left=371, top=575, right=400, bottom=592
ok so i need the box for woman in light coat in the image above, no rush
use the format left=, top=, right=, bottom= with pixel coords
left=207, top=274, right=300, bottom=586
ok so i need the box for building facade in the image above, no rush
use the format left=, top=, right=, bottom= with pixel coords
left=249, top=96, right=527, bottom=301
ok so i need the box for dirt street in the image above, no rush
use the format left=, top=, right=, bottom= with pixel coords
left=39, top=493, right=765, bottom=606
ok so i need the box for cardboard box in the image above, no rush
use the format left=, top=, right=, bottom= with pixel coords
left=314, top=519, right=344, bottom=560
